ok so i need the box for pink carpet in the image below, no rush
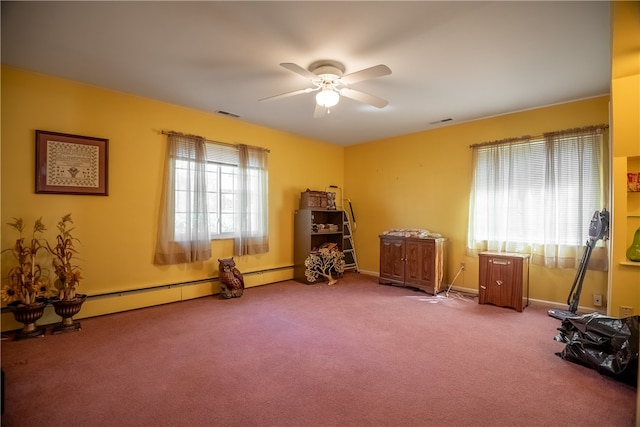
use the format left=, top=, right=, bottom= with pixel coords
left=1, top=273, right=636, bottom=426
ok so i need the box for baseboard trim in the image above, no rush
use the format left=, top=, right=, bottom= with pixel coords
left=3, top=267, right=605, bottom=333
left=361, top=270, right=605, bottom=315
left=1, top=266, right=295, bottom=333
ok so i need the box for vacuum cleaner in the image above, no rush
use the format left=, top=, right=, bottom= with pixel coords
left=548, top=209, right=609, bottom=321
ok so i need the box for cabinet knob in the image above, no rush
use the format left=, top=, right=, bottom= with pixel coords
left=496, top=280, right=503, bottom=286
left=480, top=285, right=486, bottom=289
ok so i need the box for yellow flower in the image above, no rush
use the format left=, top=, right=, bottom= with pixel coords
left=1, top=285, right=19, bottom=303
left=36, top=278, right=53, bottom=297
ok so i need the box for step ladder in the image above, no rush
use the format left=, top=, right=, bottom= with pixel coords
left=342, top=210, right=359, bottom=273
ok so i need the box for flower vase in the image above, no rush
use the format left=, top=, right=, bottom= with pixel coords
left=52, top=294, right=87, bottom=334
left=626, top=228, right=640, bottom=262
left=9, top=300, right=47, bottom=340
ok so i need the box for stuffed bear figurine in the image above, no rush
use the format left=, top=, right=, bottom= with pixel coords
left=218, top=257, right=244, bottom=299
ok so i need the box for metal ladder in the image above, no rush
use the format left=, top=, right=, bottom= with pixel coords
left=342, top=208, right=359, bottom=273
left=326, top=186, right=360, bottom=273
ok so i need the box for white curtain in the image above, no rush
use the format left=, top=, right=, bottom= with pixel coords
left=541, top=128, right=608, bottom=269
left=154, top=133, right=211, bottom=265
left=467, top=126, right=608, bottom=270
left=234, top=144, right=269, bottom=256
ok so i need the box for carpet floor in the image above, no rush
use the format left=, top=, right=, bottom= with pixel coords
left=1, top=273, right=636, bottom=426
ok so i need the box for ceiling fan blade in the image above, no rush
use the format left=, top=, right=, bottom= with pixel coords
left=339, top=88, right=388, bottom=108
left=259, top=87, right=317, bottom=102
left=280, top=62, right=320, bottom=81
left=340, top=64, right=391, bottom=85
left=313, top=103, right=328, bottom=119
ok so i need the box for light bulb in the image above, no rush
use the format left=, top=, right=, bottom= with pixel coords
left=316, top=88, right=340, bottom=108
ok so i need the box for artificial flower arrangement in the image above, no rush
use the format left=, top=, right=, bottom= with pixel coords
left=1, top=217, right=52, bottom=305
left=47, top=214, right=83, bottom=301
left=2, top=214, right=83, bottom=305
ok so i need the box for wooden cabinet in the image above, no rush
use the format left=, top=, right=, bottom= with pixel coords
left=478, top=252, right=530, bottom=312
left=379, top=235, right=445, bottom=295
left=294, top=209, right=344, bottom=283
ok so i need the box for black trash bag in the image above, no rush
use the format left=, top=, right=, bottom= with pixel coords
left=554, top=313, right=639, bottom=386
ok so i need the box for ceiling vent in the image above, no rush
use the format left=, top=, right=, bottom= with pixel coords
left=429, top=118, right=453, bottom=125
left=217, top=110, right=240, bottom=118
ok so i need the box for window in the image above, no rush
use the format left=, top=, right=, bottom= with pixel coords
left=155, top=133, right=268, bottom=265
left=174, top=143, right=240, bottom=240
left=467, top=125, right=608, bottom=269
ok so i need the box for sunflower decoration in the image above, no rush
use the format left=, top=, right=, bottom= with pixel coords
left=1, top=217, right=53, bottom=305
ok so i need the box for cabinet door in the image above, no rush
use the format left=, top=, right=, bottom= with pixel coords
left=485, top=258, right=514, bottom=307
left=480, top=255, right=527, bottom=311
left=405, top=239, right=435, bottom=290
left=379, top=238, right=405, bottom=284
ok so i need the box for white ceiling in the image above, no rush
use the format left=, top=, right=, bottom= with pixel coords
left=1, top=1, right=611, bottom=146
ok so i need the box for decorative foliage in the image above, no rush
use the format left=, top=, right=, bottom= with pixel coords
left=47, top=214, right=83, bottom=301
left=1, top=218, right=52, bottom=305
left=304, top=248, right=346, bottom=285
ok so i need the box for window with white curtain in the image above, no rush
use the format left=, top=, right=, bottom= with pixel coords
left=175, top=143, right=240, bottom=240
left=155, top=133, right=269, bottom=265
left=467, top=125, right=608, bottom=270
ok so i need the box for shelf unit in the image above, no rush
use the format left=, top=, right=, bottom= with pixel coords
left=622, top=157, right=640, bottom=265
left=620, top=261, right=640, bottom=267
left=294, top=209, right=344, bottom=283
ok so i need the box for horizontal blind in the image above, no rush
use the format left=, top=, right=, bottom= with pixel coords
left=205, top=142, right=238, bottom=166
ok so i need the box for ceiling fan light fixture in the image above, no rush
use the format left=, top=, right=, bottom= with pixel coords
left=316, top=88, right=340, bottom=108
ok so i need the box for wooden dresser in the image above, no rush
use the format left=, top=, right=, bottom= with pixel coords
left=379, top=235, right=446, bottom=295
left=478, top=252, right=530, bottom=312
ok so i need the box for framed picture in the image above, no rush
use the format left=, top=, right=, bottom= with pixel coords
left=35, top=130, right=109, bottom=195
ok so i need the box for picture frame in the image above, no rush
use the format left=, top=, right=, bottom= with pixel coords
left=35, top=130, right=109, bottom=196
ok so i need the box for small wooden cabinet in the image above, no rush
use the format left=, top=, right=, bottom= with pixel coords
left=478, top=252, right=530, bottom=312
left=379, top=235, right=446, bottom=294
left=294, top=209, right=344, bottom=283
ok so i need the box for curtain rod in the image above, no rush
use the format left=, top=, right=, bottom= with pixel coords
left=469, top=124, right=609, bottom=149
left=161, top=130, right=270, bottom=153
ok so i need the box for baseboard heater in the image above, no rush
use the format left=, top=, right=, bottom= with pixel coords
left=89, top=265, right=294, bottom=300
left=1, top=265, right=294, bottom=312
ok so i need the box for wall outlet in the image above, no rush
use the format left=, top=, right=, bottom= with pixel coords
left=460, top=262, right=466, bottom=270
left=620, top=306, right=633, bottom=317
left=592, top=294, right=603, bottom=307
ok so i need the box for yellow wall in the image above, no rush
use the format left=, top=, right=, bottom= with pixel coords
left=609, top=1, right=640, bottom=318
left=1, top=66, right=344, bottom=330
left=3, top=2, right=637, bottom=331
left=344, top=97, right=611, bottom=307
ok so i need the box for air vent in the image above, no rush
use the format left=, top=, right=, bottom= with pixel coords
left=429, top=118, right=453, bottom=125
left=216, top=110, right=240, bottom=118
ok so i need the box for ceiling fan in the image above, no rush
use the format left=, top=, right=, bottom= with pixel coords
left=259, top=60, right=392, bottom=118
